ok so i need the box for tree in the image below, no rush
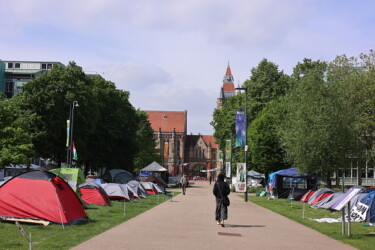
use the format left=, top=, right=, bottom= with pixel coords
left=17, top=62, right=98, bottom=166
left=248, top=100, right=290, bottom=175
left=279, top=62, right=357, bottom=186
left=133, top=110, right=160, bottom=170
left=329, top=51, right=375, bottom=183
left=0, top=96, right=34, bottom=168
left=243, top=59, right=290, bottom=122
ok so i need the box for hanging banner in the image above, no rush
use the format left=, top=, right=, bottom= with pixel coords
left=225, top=140, right=231, bottom=161
left=219, top=150, right=224, bottom=162
left=163, top=141, right=169, bottom=159
left=225, top=162, right=231, bottom=178
left=66, top=120, right=70, bottom=147
left=235, top=110, right=246, bottom=147
left=235, top=163, right=246, bottom=192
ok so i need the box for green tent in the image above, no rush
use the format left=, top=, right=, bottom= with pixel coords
left=49, top=168, right=85, bottom=191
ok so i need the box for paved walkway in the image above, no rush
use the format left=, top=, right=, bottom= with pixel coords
left=72, top=181, right=356, bottom=250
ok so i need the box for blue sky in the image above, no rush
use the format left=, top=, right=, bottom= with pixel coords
left=1, top=0, right=374, bottom=135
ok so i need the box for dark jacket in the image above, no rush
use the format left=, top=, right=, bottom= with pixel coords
left=213, top=180, right=230, bottom=199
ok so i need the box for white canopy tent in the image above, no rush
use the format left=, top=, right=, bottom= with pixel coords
left=140, top=161, right=167, bottom=172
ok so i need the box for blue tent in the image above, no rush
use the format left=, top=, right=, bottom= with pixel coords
left=356, top=190, right=375, bottom=222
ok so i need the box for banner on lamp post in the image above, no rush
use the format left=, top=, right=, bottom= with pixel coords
left=66, top=120, right=70, bottom=147
left=225, top=162, right=231, bottom=178
left=235, top=110, right=246, bottom=147
left=235, top=163, right=246, bottom=192
left=225, top=140, right=231, bottom=161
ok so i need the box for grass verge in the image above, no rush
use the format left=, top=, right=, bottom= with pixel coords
left=248, top=196, right=375, bottom=250
left=1, top=193, right=174, bottom=249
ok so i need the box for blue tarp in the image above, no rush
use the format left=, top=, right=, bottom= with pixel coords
left=269, top=168, right=305, bottom=187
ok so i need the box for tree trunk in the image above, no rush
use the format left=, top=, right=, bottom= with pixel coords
left=326, top=172, right=332, bottom=189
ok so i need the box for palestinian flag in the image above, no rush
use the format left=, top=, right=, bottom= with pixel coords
left=72, top=141, right=78, bottom=161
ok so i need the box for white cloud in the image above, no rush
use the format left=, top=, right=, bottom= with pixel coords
left=94, top=62, right=172, bottom=90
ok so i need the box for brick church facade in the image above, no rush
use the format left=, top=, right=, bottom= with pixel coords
left=144, top=64, right=235, bottom=177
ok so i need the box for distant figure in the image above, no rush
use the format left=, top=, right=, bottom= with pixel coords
left=213, top=173, right=230, bottom=227
left=180, top=174, right=188, bottom=195
left=209, top=176, right=212, bottom=185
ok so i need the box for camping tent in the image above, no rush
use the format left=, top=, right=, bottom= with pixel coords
left=247, top=170, right=265, bottom=187
left=300, top=190, right=316, bottom=202
left=49, top=168, right=86, bottom=191
left=307, top=188, right=333, bottom=205
left=101, top=169, right=134, bottom=184
left=127, top=181, right=148, bottom=198
left=140, top=182, right=163, bottom=194
left=100, top=183, right=132, bottom=201
left=79, top=181, right=111, bottom=206
left=268, top=168, right=317, bottom=198
left=140, top=175, right=167, bottom=189
left=312, top=192, right=344, bottom=209
left=350, top=191, right=375, bottom=223
left=286, top=188, right=309, bottom=201
left=0, top=171, right=87, bottom=225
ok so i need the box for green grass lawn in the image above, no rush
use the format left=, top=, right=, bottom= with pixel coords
left=248, top=196, right=375, bottom=250
left=1, top=194, right=174, bottom=249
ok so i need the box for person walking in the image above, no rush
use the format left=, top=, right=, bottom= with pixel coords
left=213, top=173, right=230, bottom=227
left=180, top=174, right=188, bottom=195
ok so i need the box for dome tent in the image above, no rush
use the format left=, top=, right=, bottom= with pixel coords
left=101, top=169, right=134, bottom=184
left=0, top=171, right=87, bottom=225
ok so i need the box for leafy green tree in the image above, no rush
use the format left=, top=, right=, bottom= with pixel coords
left=133, top=110, right=159, bottom=170
left=279, top=63, right=357, bottom=186
left=86, top=75, right=138, bottom=172
left=0, top=97, right=34, bottom=168
left=248, top=100, right=290, bottom=175
left=17, top=62, right=98, bottom=166
left=243, top=59, right=290, bottom=122
left=329, top=51, right=375, bottom=182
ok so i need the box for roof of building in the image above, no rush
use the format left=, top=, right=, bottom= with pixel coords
left=144, top=110, right=187, bottom=133
left=222, top=83, right=235, bottom=92
left=225, top=64, right=232, bottom=76
left=202, top=135, right=218, bottom=148
left=185, top=134, right=218, bottom=149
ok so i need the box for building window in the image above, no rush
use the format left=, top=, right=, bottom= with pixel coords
left=367, top=169, right=374, bottom=179
left=41, top=63, right=47, bottom=69
left=47, top=64, right=53, bottom=69
left=15, top=63, right=20, bottom=69
left=7, top=63, right=13, bottom=69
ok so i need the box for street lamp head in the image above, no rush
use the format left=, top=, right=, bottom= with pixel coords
left=73, top=101, right=79, bottom=108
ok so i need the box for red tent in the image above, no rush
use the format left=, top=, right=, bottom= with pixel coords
left=79, top=182, right=111, bottom=206
left=0, top=171, right=87, bottom=225
left=311, top=192, right=333, bottom=205
left=300, top=190, right=316, bottom=202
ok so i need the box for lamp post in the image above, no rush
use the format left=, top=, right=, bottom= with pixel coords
left=235, top=87, right=248, bottom=202
left=66, top=101, right=79, bottom=168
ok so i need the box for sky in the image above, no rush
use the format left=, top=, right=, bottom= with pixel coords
left=1, top=0, right=374, bottom=135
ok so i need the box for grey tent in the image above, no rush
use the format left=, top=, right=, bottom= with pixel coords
left=307, top=188, right=333, bottom=204
left=312, top=192, right=344, bottom=209
left=140, top=182, right=164, bottom=194
left=127, top=181, right=148, bottom=198
left=101, top=183, right=132, bottom=201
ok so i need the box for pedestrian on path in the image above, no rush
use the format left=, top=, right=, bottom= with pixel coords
left=213, top=173, right=230, bottom=227
left=180, top=174, right=188, bottom=195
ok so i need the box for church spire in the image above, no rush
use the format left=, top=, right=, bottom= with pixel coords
left=223, top=62, right=234, bottom=83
